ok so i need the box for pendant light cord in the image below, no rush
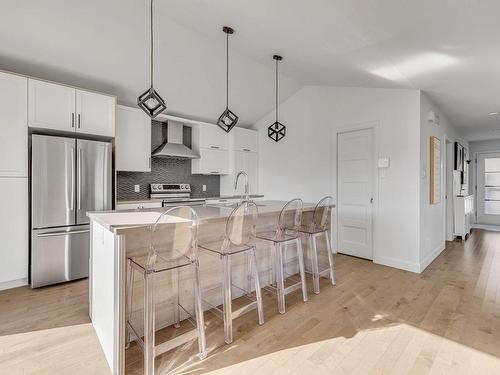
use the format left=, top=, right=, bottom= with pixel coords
left=150, top=0, right=154, bottom=88
left=226, top=31, right=229, bottom=109
left=275, top=58, right=279, bottom=123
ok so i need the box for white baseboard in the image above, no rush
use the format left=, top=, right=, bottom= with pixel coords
left=419, top=243, right=445, bottom=273
left=472, top=224, right=500, bottom=232
left=0, top=278, right=28, bottom=291
left=373, top=256, right=420, bottom=273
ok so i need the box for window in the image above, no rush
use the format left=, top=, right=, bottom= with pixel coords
left=484, top=157, right=500, bottom=214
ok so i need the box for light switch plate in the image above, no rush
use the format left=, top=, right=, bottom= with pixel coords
left=202, top=185, right=207, bottom=192
left=134, top=184, right=140, bottom=193
left=378, top=157, right=390, bottom=168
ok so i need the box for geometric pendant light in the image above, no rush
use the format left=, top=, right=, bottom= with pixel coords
left=268, top=55, right=286, bottom=142
left=217, top=26, right=239, bottom=132
left=137, top=0, right=166, bottom=118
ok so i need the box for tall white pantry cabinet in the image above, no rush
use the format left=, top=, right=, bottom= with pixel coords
left=0, top=71, right=29, bottom=290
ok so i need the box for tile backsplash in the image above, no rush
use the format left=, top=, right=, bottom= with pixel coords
left=116, top=121, right=220, bottom=200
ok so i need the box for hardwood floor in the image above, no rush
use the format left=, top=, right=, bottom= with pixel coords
left=3, top=229, right=500, bottom=374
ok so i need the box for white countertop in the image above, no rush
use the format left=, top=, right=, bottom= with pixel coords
left=88, top=200, right=322, bottom=234
left=115, top=194, right=265, bottom=205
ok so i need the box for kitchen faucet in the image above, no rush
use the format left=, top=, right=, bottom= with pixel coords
left=234, top=171, right=249, bottom=202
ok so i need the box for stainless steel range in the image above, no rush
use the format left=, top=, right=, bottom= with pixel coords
left=150, top=183, right=206, bottom=207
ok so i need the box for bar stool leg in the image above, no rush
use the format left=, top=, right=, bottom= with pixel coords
left=222, top=255, right=233, bottom=344
left=125, top=259, right=134, bottom=348
left=173, top=268, right=180, bottom=328
left=275, top=242, right=286, bottom=314
left=325, top=231, right=336, bottom=285
left=192, top=261, right=207, bottom=359
left=296, top=238, right=308, bottom=302
left=270, top=243, right=276, bottom=286
left=251, top=248, right=265, bottom=325
left=246, top=252, right=253, bottom=295
left=310, top=234, right=320, bottom=294
left=143, top=271, right=155, bottom=375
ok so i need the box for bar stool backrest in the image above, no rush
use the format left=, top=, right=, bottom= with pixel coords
left=313, top=196, right=333, bottom=231
left=222, top=200, right=258, bottom=253
left=147, top=206, right=199, bottom=271
left=278, top=198, right=303, bottom=237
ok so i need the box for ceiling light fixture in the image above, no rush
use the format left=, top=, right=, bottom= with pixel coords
left=268, top=55, right=286, bottom=142
left=137, top=0, right=166, bottom=118
left=217, top=26, right=238, bottom=133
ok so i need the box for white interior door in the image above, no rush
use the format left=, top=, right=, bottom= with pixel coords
left=337, top=128, right=374, bottom=259
left=476, top=152, right=500, bottom=225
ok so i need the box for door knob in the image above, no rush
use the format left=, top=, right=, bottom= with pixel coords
left=370, top=198, right=374, bottom=204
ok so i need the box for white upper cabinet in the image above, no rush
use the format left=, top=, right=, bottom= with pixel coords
left=28, top=78, right=115, bottom=137
left=192, top=148, right=229, bottom=175
left=76, top=89, right=115, bottom=137
left=28, top=79, right=76, bottom=132
left=0, top=72, right=28, bottom=177
left=233, top=150, right=259, bottom=194
left=115, top=106, right=151, bottom=172
left=230, top=127, right=258, bottom=152
left=193, top=124, right=229, bottom=150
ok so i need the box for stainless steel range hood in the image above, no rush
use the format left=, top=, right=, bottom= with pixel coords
left=152, top=122, right=199, bottom=159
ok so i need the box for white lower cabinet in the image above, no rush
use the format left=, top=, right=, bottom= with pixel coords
left=192, top=148, right=229, bottom=175
left=115, top=106, right=151, bottom=172
left=0, top=177, right=28, bottom=288
left=116, top=201, right=163, bottom=210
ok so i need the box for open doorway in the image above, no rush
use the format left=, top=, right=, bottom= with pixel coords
left=445, top=139, right=454, bottom=241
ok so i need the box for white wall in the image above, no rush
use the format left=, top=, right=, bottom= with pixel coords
left=419, top=93, right=465, bottom=271
left=255, top=86, right=422, bottom=272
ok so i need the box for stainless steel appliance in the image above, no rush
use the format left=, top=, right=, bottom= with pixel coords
left=151, top=122, right=199, bottom=159
left=150, top=183, right=205, bottom=207
left=31, top=135, right=112, bottom=288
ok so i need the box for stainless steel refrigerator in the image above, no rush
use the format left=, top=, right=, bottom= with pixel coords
left=31, top=135, right=112, bottom=288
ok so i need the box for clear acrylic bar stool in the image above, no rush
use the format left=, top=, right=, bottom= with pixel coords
left=199, top=200, right=264, bottom=344
left=257, top=198, right=308, bottom=314
left=125, top=206, right=206, bottom=375
left=299, top=196, right=336, bottom=294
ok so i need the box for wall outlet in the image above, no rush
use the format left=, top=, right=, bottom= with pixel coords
left=202, top=185, right=207, bottom=192
left=134, top=184, right=140, bottom=193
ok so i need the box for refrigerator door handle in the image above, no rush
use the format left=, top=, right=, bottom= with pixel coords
left=78, top=147, right=82, bottom=211
left=36, top=229, right=90, bottom=238
left=70, top=146, right=75, bottom=211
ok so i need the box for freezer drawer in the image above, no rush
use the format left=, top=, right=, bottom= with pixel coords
left=31, top=225, right=89, bottom=288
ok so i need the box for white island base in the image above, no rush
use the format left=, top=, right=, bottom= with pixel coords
left=88, top=201, right=332, bottom=374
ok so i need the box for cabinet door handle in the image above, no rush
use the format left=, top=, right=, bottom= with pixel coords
left=243, top=148, right=251, bottom=152
left=71, top=113, right=75, bottom=128
left=210, top=146, right=220, bottom=149
left=210, top=171, right=219, bottom=174
left=78, top=114, right=81, bottom=128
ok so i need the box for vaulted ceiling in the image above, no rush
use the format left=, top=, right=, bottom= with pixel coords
left=1, top=0, right=500, bottom=138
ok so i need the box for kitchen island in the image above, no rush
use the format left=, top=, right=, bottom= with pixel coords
left=88, top=200, right=332, bottom=374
